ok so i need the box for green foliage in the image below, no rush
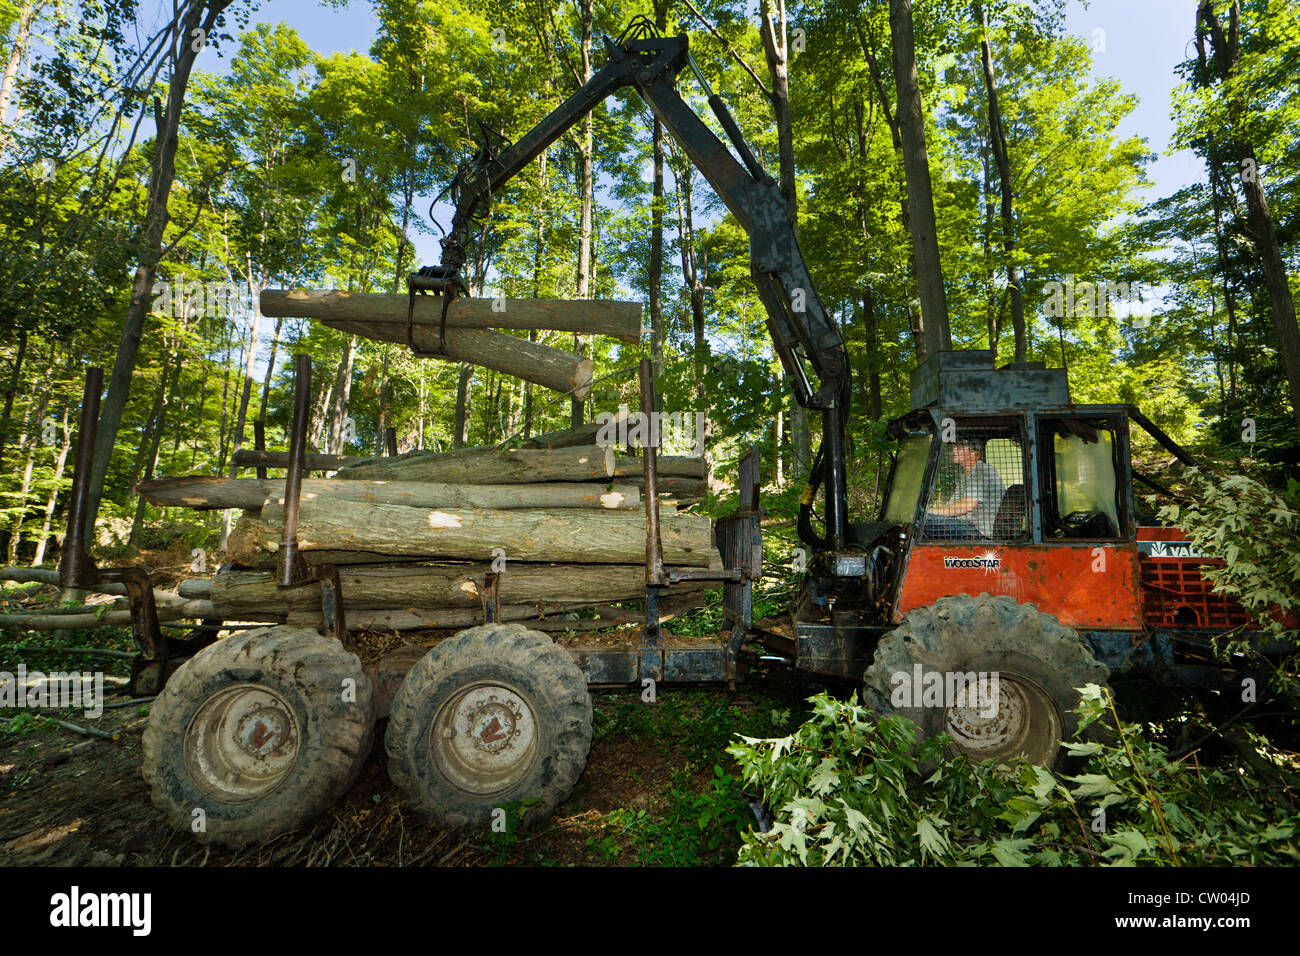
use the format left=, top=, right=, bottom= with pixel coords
left=1157, top=468, right=1300, bottom=692
left=729, top=686, right=1299, bottom=866
left=2, top=712, right=49, bottom=736
left=583, top=764, right=759, bottom=866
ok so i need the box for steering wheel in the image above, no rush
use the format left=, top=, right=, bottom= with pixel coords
left=1050, top=510, right=1095, bottom=538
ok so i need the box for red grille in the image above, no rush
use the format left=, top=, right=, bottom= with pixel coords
left=1139, top=557, right=1251, bottom=629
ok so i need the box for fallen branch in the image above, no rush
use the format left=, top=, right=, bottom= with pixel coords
left=54, top=720, right=120, bottom=741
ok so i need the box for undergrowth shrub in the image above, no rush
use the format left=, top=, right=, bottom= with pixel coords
left=729, top=686, right=1298, bottom=866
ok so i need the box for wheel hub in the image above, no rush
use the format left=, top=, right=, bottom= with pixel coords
left=235, top=706, right=293, bottom=758
left=184, top=684, right=300, bottom=803
left=431, top=684, right=539, bottom=796
left=943, top=673, right=1063, bottom=765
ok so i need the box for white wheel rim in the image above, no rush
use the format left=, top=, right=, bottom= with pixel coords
left=943, top=673, right=1063, bottom=765
left=184, top=684, right=301, bottom=803
left=429, top=682, right=539, bottom=796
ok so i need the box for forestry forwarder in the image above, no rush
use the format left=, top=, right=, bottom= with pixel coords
left=59, top=20, right=1282, bottom=846
left=407, top=19, right=1274, bottom=759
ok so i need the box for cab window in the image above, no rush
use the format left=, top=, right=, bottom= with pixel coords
left=1039, top=417, right=1124, bottom=539
left=882, top=433, right=932, bottom=525
left=920, top=419, right=1028, bottom=542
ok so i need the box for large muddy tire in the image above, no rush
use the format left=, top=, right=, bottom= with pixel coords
left=385, top=623, right=592, bottom=830
left=862, top=593, right=1109, bottom=767
left=141, top=626, right=375, bottom=847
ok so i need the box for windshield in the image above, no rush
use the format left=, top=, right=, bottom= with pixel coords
left=881, top=433, right=933, bottom=525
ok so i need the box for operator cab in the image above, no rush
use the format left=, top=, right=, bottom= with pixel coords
left=792, top=350, right=1219, bottom=680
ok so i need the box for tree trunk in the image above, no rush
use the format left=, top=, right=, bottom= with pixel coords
left=0, top=328, right=26, bottom=474
left=1208, top=149, right=1240, bottom=409
left=790, top=398, right=810, bottom=477
left=85, top=1, right=232, bottom=545
left=32, top=403, right=71, bottom=567
left=650, top=117, right=665, bottom=382
left=857, top=20, right=927, bottom=360
left=0, top=0, right=44, bottom=149
left=889, top=0, right=952, bottom=358
left=328, top=335, right=356, bottom=454
left=453, top=363, right=473, bottom=448
left=6, top=390, right=48, bottom=565
left=308, top=366, right=333, bottom=451
left=978, top=4, right=1026, bottom=362
left=760, top=0, right=798, bottom=236
left=572, top=0, right=595, bottom=427
left=215, top=327, right=236, bottom=473
left=760, top=0, right=808, bottom=482
left=1200, top=0, right=1300, bottom=435
left=258, top=317, right=283, bottom=425
left=863, top=291, right=882, bottom=419
left=774, top=406, right=784, bottom=486
left=129, top=345, right=177, bottom=549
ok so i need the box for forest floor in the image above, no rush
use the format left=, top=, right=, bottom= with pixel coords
left=0, top=587, right=807, bottom=867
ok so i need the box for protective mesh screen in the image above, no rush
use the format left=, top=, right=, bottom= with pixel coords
left=922, top=429, right=1027, bottom=541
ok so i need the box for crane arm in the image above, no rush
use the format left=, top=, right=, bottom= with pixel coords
left=412, top=25, right=851, bottom=548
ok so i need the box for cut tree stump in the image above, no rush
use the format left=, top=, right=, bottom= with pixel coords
left=260, top=289, right=641, bottom=344
left=228, top=497, right=714, bottom=567
left=136, top=475, right=641, bottom=511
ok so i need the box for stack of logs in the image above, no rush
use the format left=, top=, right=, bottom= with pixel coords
left=141, top=422, right=715, bottom=633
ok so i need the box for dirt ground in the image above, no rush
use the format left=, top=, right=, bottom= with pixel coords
left=0, top=623, right=800, bottom=868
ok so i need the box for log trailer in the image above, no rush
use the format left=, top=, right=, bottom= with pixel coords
left=56, top=20, right=1273, bottom=846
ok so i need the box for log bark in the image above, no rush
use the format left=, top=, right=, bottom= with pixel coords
left=230, top=497, right=714, bottom=567
left=519, top=411, right=629, bottom=449
left=260, top=289, right=641, bottom=345
left=231, top=448, right=361, bottom=472
left=177, top=577, right=212, bottom=599
left=224, top=513, right=400, bottom=568
left=323, top=320, right=593, bottom=398
left=207, top=561, right=710, bottom=614
left=334, top=443, right=706, bottom=484
left=642, top=476, right=707, bottom=500
left=137, top=475, right=642, bottom=511
left=359, top=320, right=591, bottom=398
